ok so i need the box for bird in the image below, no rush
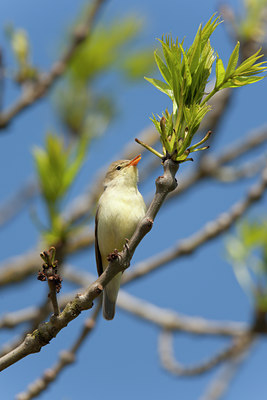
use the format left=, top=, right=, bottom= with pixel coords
left=95, top=154, right=146, bottom=320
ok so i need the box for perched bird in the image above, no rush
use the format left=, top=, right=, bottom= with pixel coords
left=95, top=154, right=146, bottom=320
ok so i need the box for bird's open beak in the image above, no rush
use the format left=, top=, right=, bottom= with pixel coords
left=127, top=154, right=141, bottom=167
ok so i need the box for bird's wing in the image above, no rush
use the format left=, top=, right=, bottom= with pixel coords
left=95, top=207, right=103, bottom=277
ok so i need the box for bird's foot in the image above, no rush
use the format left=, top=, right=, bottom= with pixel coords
left=124, top=238, right=130, bottom=256
left=107, top=249, right=119, bottom=262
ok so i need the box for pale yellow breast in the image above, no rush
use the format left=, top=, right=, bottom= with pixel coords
left=97, top=185, right=146, bottom=266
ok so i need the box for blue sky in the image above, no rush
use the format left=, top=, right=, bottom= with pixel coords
left=0, top=0, right=267, bottom=399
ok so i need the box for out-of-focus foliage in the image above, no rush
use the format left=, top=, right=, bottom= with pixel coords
left=56, top=15, right=155, bottom=138
left=226, top=219, right=267, bottom=311
left=33, top=133, right=89, bottom=243
left=138, top=14, right=267, bottom=163
left=236, top=0, right=267, bottom=42
left=68, top=15, right=154, bottom=82
left=5, top=25, right=37, bottom=82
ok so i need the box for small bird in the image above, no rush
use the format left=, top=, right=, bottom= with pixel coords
left=95, top=154, right=146, bottom=320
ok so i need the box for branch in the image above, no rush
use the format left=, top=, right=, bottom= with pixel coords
left=117, top=290, right=247, bottom=336
left=0, top=179, right=37, bottom=228
left=0, top=0, right=106, bottom=130
left=211, top=155, right=267, bottom=182
left=199, top=351, right=251, bottom=400
left=63, top=268, right=247, bottom=337
left=16, top=301, right=101, bottom=400
left=123, top=162, right=267, bottom=284
left=0, top=159, right=179, bottom=371
left=0, top=291, right=76, bottom=331
left=0, top=266, right=247, bottom=339
left=158, top=330, right=253, bottom=376
left=216, top=126, right=267, bottom=165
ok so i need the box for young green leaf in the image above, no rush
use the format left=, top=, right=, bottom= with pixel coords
left=225, top=41, right=240, bottom=78
left=145, top=77, right=173, bottom=98
left=154, top=51, right=171, bottom=84
left=215, top=57, right=225, bottom=88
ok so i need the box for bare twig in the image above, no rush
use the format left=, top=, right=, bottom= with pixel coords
left=117, top=290, right=247, bottom=336
left=199, top=351, right=251, bottom=400
left=0, top=307, right=38, bottom=330
left=0, top=0, right=106, bottom=130
left=158, top=330, right=253, bottom=376
left=216, top=126, right=267, bottom=166
left=0, top=291, right=77, bottom=331
left=0, top=48, right=4, bottom=111
left=16, top=301, right=101, bottom=400
left=211, top=154, right=267, bottom=182
left=0, top=179, right=37, bottom=228
left=0, top=298, right=51, bottom=358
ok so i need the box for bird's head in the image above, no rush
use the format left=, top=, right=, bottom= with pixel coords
left=104, top=154, right=141, bottom=189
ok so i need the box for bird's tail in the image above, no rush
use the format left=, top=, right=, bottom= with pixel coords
left=103, top=272, right=122, bottom=320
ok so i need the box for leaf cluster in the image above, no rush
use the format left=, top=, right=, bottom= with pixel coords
left=6, top=25, right=37, bottom=82
left=137, top=14, right=267, bottom=163
left=236, top=0, right=267, bottom=42
left=33, top=133, right=89, bottom=241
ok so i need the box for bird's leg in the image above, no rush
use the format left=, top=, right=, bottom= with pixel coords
left=121, top=238, right=131, bottom=269
left=124, top=238, right=130, bottom=257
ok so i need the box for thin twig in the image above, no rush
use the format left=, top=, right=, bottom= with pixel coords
left=0, top=179, right=37, bottom=228
left=158, top=330, right=253, bottom=376
left=0, top=297, right=51, bottom=358
left=199, top=350, right=251, bottom=400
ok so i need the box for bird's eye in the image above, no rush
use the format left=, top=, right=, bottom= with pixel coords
left=116, top=166, right=121, bottom=171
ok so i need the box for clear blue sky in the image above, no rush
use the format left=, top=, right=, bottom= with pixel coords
left=0, top=0, right=267, bottom=399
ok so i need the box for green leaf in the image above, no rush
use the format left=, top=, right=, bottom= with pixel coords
left=188, top=25, right=202, bottom=72
left=179, top=44, right=192, bottom=88
left=200, top=14, right=221, bottom=48
left=159, top=38, right=174, bottom=75
left=225, top=41, right=240, bottom=78
left=215, top=57, right=225, bottom=88
left=222, top=75, right=264, bottom=88
left=154, top=51, right=171, bottom=84
left=145, top=77, right=173, bottom=98
left=235, top=48, right=263, bottom=74
left=150, top=113, right=162, bottom=134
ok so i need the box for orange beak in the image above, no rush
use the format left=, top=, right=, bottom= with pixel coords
left=127, top=154, right=141, bottom=167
